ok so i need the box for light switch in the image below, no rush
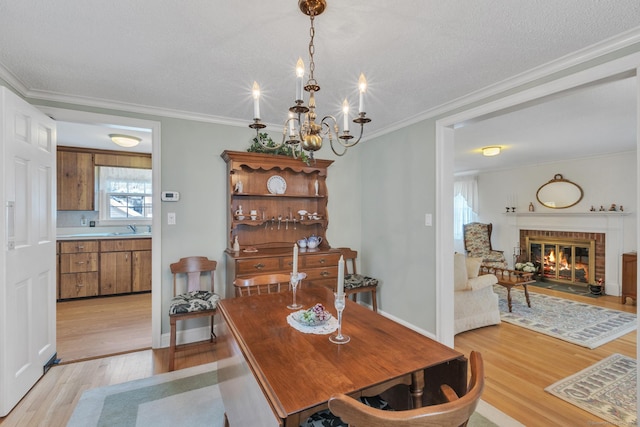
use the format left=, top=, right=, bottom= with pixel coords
left=425, top=213, right=432, bottom=226
left=168, top=212, right=176, bottom=225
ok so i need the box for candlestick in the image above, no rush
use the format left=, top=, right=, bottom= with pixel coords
left=337, top=255, right=344, bottom=295
left=358, top=73, right=367, bottom=114
left=293, top=243, right=299, bottom=276
left=342, top=99, right=349, bottom=132
left=252, top=81, right=261, bottom=119
left=296, top=58, right=305, bottom=102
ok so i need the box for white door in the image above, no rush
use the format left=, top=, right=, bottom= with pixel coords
left=0, top=87, right=57, bottom=417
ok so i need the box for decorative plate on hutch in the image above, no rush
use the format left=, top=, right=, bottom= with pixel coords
left=267, top=175, right=287, bottom=194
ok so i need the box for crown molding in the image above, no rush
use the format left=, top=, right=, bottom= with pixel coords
left=2, top=27, right=640, bottom=135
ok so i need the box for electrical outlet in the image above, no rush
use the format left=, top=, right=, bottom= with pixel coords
left=425, top=213, right=432, bottom=226
left=168, top=212, right=176, bottom=225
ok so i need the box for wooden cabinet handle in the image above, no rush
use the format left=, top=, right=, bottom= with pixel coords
left=287, top=261, right=293, bottom=266
left=321, top=271, right=330, bottom=277
left=254, top=263, right=265, bottom=270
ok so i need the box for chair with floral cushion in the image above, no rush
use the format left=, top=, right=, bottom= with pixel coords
left=169, top=256, right=220, bottom=371
left=339, top=248, right=379, bottom=312
left=463, top=222, right=508, bottom=269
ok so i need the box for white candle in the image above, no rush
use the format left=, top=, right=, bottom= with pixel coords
left=358, top=73, right=367, bottom=114
left=293, top=243, right=299, bottom=275
left=252, top=81, right=261, bottom=119
left=337, top=255, right=344, bottom=295
left=342, top=99, right=349, bottom=132
left=296, top=58, right=305, bottom=102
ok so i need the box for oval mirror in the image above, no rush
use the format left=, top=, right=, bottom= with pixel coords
left=536, top=174, right=583, bottom=209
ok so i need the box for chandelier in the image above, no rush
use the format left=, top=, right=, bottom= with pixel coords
left=249, top=0, right=371, bottom=158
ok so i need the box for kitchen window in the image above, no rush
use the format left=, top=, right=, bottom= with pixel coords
left=97, top=166, right=152, bottom=221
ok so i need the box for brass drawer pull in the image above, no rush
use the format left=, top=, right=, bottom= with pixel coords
left=319, top=259, right=326, bottom=264
left=76, top=246, right=84, bottom=250
left=75, top=261, right=85, bottom=265
left=321, top=271, right=330, bottom=277
left=254, top=263, right=265, bottom=270
left=76, top=284, right=85, bottom=288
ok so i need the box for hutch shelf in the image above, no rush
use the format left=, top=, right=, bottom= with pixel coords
left=221, top=150, right=341, bottom=297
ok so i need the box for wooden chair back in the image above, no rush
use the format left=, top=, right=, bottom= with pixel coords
left=328, top=351, right=484, bottom=427
left=170, top=256, right=217, bottom=295
left=339, top=247, right=359, bottom=275
left=234, top=273, right=303, bottom=297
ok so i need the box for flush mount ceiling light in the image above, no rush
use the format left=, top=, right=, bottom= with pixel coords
left=249, top=0, right=371, bottom=159
left=482, top=146, right=501, bottom=157
left=109, top=134, right=141, bottom=148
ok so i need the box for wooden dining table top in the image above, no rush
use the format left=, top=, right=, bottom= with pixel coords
left=217, top=284, right=466, bottom=422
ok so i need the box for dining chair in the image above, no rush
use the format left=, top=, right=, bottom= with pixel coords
left=168, top=256, right=220, bottom=371
left=339, top=248, right=379, bottom=312
left=234, top=273, right=305, bottom=297
left=463, top=222, right=508, bottom=269
left=326, top=351, right=484, bottom=427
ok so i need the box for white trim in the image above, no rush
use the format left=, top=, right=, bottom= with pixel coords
left=37, top=107, right=163, bottom=349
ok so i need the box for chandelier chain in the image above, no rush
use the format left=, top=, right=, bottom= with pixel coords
left=308, top=15, right=317, bottom=86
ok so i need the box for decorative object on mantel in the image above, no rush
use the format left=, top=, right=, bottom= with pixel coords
left=528, top=202, right=534, bottom=212
left=248, top=0, right=371, bottom=160
left=536, top=174, right=583, bottom=209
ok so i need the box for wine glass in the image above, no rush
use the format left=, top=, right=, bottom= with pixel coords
left=329, top=293, right=350, bottom=344
left=287, top=272, right=303, bottom=309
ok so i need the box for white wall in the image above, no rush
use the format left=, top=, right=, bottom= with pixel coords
left=476, top=151, right=637, bottom=266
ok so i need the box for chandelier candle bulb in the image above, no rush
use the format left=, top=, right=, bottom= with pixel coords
left=293, top=243, right=299, bottom=276
left=342, top=99, right=349, bottom=132
left=296, top=58, right=305, bottom=102
left=252, top=81, right=261, bottom=119
left=288, top=112, right=295, bottom=137
left=337, top=255, right=344, bottom=295
left=358, top=73, right=367, bottom=114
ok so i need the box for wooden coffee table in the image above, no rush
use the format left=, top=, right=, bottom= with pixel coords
left=480, top=265, right=536, bottom=312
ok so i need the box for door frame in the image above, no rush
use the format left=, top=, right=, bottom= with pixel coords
left=435, top=52, right=640, bottom=347
left=35, top=106, right=162, bottom=349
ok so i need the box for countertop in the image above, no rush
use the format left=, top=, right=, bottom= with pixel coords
left=56, top=226, right=152, bottom=241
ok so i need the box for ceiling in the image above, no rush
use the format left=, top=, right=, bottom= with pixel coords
left=1, top=1, right=639, bottom=165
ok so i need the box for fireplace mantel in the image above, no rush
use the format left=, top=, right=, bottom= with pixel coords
left=505, top=211, right=625, bottom=295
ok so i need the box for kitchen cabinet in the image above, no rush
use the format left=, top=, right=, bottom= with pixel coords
left=57, top=237, right=151, bottom=300
left=100, top=239, right=152, bottom=295
left=221, top=150, right=339, bottom=297
left=621, top=252, right=637, bottom=304
left=59, top=240, right=99, bottom=299
left=132, top=250, right=152, bottom=292
left=57, top=149, right=94, bottom=211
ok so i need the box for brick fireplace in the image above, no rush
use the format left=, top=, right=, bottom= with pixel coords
left=507, top=212, right=625, bottom=296
left=519, top=229, right=605, bottom=286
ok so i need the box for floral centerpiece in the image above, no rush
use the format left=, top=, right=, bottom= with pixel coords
left=515, top=262, right=538, bottom=273
left=295, top=303, right=331, bottom=326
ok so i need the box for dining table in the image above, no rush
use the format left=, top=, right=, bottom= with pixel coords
left=217, top=284, right=467, bottom=427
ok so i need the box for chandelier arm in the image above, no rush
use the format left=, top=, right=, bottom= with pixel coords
left=335, top=122, right=365, bottom=149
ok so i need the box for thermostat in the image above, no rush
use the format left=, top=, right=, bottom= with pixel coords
left=161, top=191, right=180, bottom=201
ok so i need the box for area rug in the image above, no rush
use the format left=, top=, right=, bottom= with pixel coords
left=67, top=362, right=225, bottom=427
left=494, top=285, right=636, bottom=349
left=545, top=354, right=637, bottom=426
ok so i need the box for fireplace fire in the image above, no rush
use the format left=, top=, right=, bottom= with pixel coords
left=525, top=236, right=595, bottom=286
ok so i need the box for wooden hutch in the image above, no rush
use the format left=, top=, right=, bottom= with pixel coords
left=221, top=150, right=342, bottom=298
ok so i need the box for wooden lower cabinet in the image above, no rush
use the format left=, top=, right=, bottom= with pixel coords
left=57, top=238, right=151, bottom=300
left=621, top=252, right=637, bottom=304
left=132, top=250, right=152, bottom=292
left=225, top=248, right=342, bottom=298
left=100, top=252, right=132, bottom=295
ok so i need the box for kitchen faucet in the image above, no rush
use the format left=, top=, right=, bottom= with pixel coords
left=128, top=224, right=137, bottom=234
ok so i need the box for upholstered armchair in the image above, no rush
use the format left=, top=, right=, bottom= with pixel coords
left=454, top=252, right=501, bottom=334
left=463, top=222, right=508, bottom=268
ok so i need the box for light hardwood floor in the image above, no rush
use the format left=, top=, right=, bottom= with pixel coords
left=0, top=286, right=635, bottom=426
